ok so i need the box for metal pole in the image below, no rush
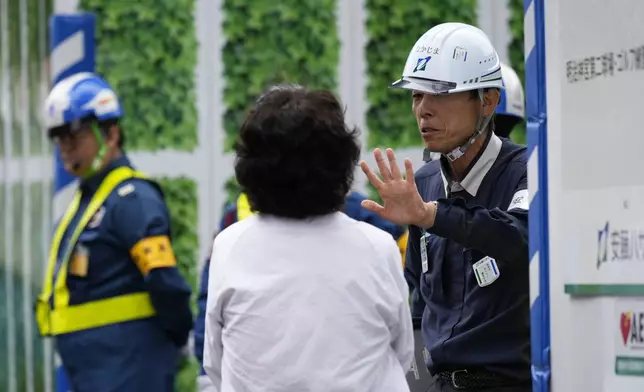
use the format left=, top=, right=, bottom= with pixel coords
left=524, top=0, right=551, bottom=391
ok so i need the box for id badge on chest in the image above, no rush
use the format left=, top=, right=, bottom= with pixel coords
left=473, top=256, right=500, bottom=287
left=420, top=231, right=429, bottom=273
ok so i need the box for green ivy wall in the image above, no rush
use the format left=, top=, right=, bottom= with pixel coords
left=78, top=1, right=201, bottom=390
left=80, top=0, right=199, bottom=152
left=157, top=177, right=199, bottom=293
left=221, top=0, right=341, bottom=210
left=222, top=0, right=340, bottom=151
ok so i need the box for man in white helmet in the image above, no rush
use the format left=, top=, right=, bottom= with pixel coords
left=360, top=23, right=530, bottom=391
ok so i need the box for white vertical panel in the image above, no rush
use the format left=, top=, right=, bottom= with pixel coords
left=0, top=0, right=17, bottom=389
left=195, top=0, right=220, bottom=266
left=476, top=0, right=511, bottom=65
left=337, top=0, right=368, bottom=194
left=205, top=0, right=227, bottom=269
left=54, top=0, right=79, bottom=13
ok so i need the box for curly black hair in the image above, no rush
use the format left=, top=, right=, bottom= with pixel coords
left=234, top=84, right=361, bottom=219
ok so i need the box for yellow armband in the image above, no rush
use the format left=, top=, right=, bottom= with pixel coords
left=130, top=235, right=177, bottom=275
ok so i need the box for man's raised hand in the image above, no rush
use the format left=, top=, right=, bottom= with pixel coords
left=359, top=148, right=436, bottom=228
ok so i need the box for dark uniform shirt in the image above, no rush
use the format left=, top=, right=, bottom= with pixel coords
left=405, top=132, right=531, bottom=382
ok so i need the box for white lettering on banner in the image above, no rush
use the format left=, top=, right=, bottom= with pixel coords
left=508, top=189, right=529, bottom=211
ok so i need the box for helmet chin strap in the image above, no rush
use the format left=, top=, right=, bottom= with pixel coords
left=443, top=89, right=492, bottom=162
left=422, top=148, right=441, bottom=163
left=80, top=123, right=108, bottom=179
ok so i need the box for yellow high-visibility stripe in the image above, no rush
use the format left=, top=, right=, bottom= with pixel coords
left=37, top=166, right=156, bottom=336
left=48, top=292, right=155, bottom=335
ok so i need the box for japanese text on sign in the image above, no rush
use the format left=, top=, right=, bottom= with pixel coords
left=566, top=44, right=644, bottom=83
left=597, top=222, right=644, bottom=269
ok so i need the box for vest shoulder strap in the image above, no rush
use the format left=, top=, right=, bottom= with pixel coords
left=236, top=193, right=255, bottom=221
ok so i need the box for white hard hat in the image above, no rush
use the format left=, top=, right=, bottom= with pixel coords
left=497, top=62, right=525, bottom=120
left=392, top=22, right=504, bottom=95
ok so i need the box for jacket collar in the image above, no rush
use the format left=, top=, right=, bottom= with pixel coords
left=79, top=154, right=133, bottom=195
left=440, top=132, right=502, bottom=196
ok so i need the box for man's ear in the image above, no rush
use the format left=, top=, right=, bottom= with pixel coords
left=481, top=88, right=501, bottom=117
left=105, top=124, right=121, bottom=149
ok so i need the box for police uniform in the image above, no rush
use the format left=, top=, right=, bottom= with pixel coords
left=405, top=132, right=531, bottom=391
left=37, top=156, right=193, bottom=392
left=194, top=191, right=409, bottom=390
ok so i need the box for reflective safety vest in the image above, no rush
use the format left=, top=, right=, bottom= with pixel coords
left=236, top=192, right=255, bottom=221
left=36, top=166, right=157, bottom=336
left=397, top=231, right=409, bottom=268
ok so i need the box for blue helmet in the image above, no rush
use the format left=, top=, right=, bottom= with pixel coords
left=496, top=62, right=525, bottom=120
left=44, top=72, right=123, bottom=131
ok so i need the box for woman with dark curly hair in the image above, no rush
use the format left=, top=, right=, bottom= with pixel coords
left=203, top=84, right=414, bottom=392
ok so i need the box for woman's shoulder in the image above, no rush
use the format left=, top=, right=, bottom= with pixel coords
left=346, top=216, right=399, bottom=252
left=213, top=214, right=259, bottom=250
